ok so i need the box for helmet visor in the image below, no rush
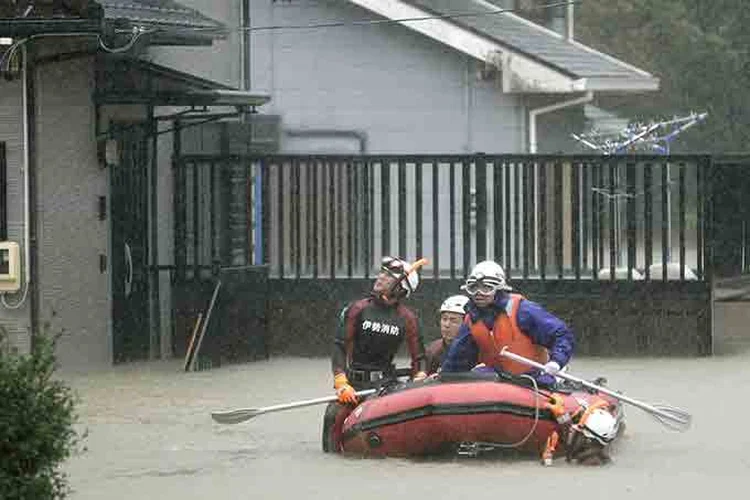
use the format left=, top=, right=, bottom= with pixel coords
left=463, top=279, right=502, bottom=296
left=381, top=257, right=406, bottom=276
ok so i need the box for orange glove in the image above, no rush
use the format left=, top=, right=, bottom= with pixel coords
left=334, top=373, right=358, bottom=405
left=547, top=394, right=571, bottom=425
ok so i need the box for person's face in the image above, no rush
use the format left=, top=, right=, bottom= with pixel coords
left=472, top=289, right=497, bottom=308
left=373, top=271, right=398, bottom=295
left=440, top=312, right=464, bottom=344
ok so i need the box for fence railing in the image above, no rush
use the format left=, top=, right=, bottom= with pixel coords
left=173, top=154, right=712, bottom=283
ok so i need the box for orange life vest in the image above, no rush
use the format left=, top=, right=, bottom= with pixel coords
left=469, top=293, right=549, bottom=374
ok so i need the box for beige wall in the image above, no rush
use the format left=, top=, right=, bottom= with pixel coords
left=713, top=301, right=750, bottom=355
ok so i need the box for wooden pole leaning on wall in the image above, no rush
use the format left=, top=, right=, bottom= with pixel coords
left=188, top=279, right=222, bottom=372
left=183, top=313, right=203, bottom=372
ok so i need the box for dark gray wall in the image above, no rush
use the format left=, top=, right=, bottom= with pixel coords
left=264, top=279, right=711, bottom=358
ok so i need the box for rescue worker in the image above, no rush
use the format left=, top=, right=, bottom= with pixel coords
left=425, top=295, right=470, bottom=375
left=542, top=394, right=621, bottom=466
left=322, top=256, right=427, bottom=452
left=440, top=260, right=574, bottom=387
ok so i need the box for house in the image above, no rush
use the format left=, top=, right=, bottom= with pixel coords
left=248, top=0, right=658, bottom=154
left=239, top=0, right=663, bottom=281
left=0, top=0, right=269, bottom=368
left=0, top=0, right=667, bottom=369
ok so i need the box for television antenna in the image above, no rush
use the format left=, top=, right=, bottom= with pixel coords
left=571, top=112, right=708, bottom=277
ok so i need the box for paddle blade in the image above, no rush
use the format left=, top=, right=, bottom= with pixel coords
left=651, top=404, right=692, bottom=432
left=410, top=258, right=429, bottom=272
left=211, top=408, right=261, bottom=425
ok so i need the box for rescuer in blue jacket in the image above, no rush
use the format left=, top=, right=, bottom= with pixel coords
left=440, top=261, right=574, bottom=387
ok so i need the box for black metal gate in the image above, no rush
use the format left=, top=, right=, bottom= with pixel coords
left=110, top=122, right=151, bottom=362
left=711, top=156, right=750, bottom=279
left=165, top=151, right=750, bottom=357
left=171, top=122, right=270, bottom=365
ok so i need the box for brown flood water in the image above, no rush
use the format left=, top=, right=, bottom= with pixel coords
left=63, top=352, right=749, bottom=499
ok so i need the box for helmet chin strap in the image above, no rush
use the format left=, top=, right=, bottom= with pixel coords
left=379, top=258, right=428, bottom=302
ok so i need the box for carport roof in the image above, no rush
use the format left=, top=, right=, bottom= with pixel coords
left=94, top=56, right=271, bottom=108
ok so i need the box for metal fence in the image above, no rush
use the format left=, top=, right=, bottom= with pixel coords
left=174, top=154, right=711, bottom=283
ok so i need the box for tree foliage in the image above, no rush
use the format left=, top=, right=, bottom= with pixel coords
left=527, top=0, right=750, bottom=152
left=0, top=327, right=84, bottom=500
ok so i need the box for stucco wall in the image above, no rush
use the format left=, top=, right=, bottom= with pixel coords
left=35, top=57, right=111, bottom=369
left=250, top=0, right=525, bottom=154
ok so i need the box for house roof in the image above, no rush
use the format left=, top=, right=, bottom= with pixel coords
left=99, top=0, right=226, bottom=37
left=347, top=0, right=659, bottom=93
left=0, top=0, right=225, bottom=44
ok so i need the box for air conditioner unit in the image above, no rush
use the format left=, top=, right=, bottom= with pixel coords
left=228, top=115, right=282, bottom=154
left=0, top=241, right=20, bottom=293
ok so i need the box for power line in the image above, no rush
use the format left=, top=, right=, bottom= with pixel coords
left=1, top=1, right=578, bottom=70
left=199, top=0, right=580, bottom=34
left=1, top=0, right=580, bottom=70
left=0, top=28, right=149, bottom=72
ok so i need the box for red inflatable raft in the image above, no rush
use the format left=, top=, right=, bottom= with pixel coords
left=339, top=376, right=624, bottom=458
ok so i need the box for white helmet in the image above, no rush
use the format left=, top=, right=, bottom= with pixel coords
left=381, top=257, right=419, bottom=297
left=580, top=409, right=619, bottom=445
left=463, top=260, right=512, bottom=295
left=440, top=295, right=470, bottom=315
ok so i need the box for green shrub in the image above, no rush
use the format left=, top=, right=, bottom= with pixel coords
left=0, top=326, right=84, bottom=500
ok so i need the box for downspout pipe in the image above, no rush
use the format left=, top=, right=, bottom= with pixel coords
left=528, top=91, right=594, bottom=153
left=566, top=1, right=575, bottom=40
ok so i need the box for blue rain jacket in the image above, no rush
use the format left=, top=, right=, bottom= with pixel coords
left=440, top=292, right=575, bottom=387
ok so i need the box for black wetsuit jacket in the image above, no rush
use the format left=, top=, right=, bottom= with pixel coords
left=332, top=294, right=426, bottom=386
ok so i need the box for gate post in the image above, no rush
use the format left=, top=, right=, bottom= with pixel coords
left=475, top=155, right=488, bottom=262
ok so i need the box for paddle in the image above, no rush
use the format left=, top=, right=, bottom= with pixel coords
left=213, top=258, right=428, bottom=426
left=211, top=389, right=377, bottom=425
left=499, top=347, right=692, bottom=432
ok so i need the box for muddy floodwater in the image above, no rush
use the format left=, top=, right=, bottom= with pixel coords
left=62, top=352, right=749, bottom=499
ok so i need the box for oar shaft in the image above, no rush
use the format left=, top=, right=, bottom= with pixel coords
left=254, top=389, right=377, bottom=417
left=499, top=348, right=688, bottom=425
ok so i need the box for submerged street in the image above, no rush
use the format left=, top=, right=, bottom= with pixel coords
left=61, top=351, right=748, bottom=499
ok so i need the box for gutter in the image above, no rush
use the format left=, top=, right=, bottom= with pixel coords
left=0, top=18, right=223, bottom=48
left=0, top=19, right=103, bottom=38
left=528, top=91, right=594, bottom=153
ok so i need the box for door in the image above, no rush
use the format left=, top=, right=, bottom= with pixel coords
left=110, top=122, right=151, bottom=362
